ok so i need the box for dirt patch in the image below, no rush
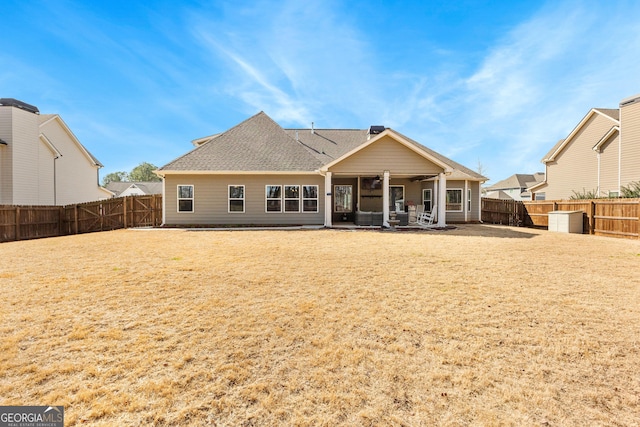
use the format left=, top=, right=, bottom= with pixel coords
left=1, top=225, right=639, bottom=425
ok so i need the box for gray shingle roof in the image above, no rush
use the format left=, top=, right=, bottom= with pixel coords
left=486, top=173, right=544, bottom=191
left=160, top=112, right=323, bottom=171
left=160, top=111, right=486, bottom=181
left=106, top=181, right=163, bottom=196
left=594, top=108, right=619, bottom=121
left=283, top=128, right=369, bottom=163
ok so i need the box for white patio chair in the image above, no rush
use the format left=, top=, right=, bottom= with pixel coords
left=416, top=205, right=437, bottom=228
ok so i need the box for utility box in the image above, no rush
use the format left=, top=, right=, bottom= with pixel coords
left=548, top=210, right=584, bottom=233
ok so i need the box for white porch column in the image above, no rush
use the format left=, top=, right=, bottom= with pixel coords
left=464, top=180, right=469, bottom=222
left=437, top=172, right=447, bottom=227
left=324, top=172, right=332, bottom=227
left=382, top=170, right=390, bottom=227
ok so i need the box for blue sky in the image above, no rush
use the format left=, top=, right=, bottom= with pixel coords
left=2, top=0, right=639, bottom=184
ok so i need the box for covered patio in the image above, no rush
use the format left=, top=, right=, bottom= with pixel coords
left=322, top=170, right=450, bottom=228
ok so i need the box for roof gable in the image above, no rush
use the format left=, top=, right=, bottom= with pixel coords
left=160, top=112, right=322, bottom=172
left=39, top=114, right=103, bottom=167
left=542, top=108, right=620, bottom=162
left=486, top=173, right=544, bottom=190
left=321, top=129, right=452, bottom=173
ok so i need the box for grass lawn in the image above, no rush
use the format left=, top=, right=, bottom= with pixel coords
left=1, top=225, right=639, bottom=426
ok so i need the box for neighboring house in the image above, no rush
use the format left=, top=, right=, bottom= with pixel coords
left=530, top=93, right=640, bottom=200
left=0, top=98, right=110, bottom=205
left=106, top=181, right=163, bottom=197
left=484, top=173, right=544, bottom=201
left=156, top=111, right=487, bottom=227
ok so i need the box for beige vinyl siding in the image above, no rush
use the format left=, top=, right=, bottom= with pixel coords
left=163, top=174, right=325, bottom=226
left=598, top=133, right=620, bottom=196
left=545, top=113, right=612, bottom=200
left=466, top=181, right=481, bottom=222
left=329, top=135, right=444, bottom=175
left=443, top=180, right=480, bottom=222
left=11, top=108, right=40, bottom=205
left=620, top=100, right=640, bottom=185
left=39, top=119, right=103, bottom=205
left=37, top=137, right=55, bottom=204
left=0, top=108, right=13, bottom=204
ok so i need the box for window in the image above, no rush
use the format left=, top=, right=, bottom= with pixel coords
left=535, top=192, right=546, bottom=201
left=446, top=189, right=463, bottom=211
left=468, top=189, right=472, bottom=211
left=177, top=185, right=194, bottom=212
left=266, top=185, right=282, bottom=212
left=285, top=185, right=300, bottom=212
left=229, top=185, right=245, bottom=213
left=334, top=185, right=352, bottom=212
left=422, top=189, right=432, bottom=212
left=389, top=186, right=404, bottom=212
left=303, top=185, right=319, bottom=212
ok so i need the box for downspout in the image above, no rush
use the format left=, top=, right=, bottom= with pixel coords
left=618, top=123, right=622, bottom=196
left=596, top=150, right=601, bottom=196
left=53, top=155, right=60, bottom=205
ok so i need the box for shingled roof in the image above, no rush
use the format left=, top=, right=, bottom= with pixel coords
left=160, top=111, right=487, bottom=181
left=160, top=112, right=323, bottom=172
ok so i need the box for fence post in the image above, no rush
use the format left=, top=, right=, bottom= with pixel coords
left=15, top=206, right=20, bottom=241
left=589, top=200, right=595, bottom=234
left=123, top=196, right=128, bottom=229
left=59, top=206, right=64, bottom=236
left=152, top=195, right=157, bottom=226
left=74, top=205, right=78, bottom=234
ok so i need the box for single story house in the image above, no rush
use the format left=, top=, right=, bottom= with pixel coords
left=106, top=181, right=163, bottom=197
left=156, top=112, right=487, bottom=227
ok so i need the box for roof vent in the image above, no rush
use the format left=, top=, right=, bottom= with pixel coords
left=369, top=125, right=385, bottom=135
left=620, top=94, right=640, bottom=108
left=0, top=98, right=40, bottom=114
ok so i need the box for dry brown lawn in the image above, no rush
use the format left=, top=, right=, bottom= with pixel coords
left=1, top=225, right=639, bottom=426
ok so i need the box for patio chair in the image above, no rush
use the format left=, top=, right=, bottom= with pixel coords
left=416, top=205, right=436, bottom=228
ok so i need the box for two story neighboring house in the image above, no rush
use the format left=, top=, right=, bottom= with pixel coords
left=156, top=111, right=487, bottom=227
left=0, top=98, right=110, bottom=206
left=484, top=173, right=545, bottom=201
left=530, top=93, right=640, bottom=200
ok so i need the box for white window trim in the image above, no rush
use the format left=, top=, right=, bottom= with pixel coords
left=265, top=185, right=282, bottom=213
left=228, top=185, right=245, bottom=213
left=467, top=188, right=472, bottom=212
left=333, top=184, right=353, bottom=213
left=284, top=185, right=301, bottom=213
left=422, top=188, right=432, bottom=212
left=446, top=188, right=463, bottom=212
left=389, top=185, right=405, bottom=212
left=177, top=184, right=194, bottom=213
left=302, top=185, right=319, bottom=213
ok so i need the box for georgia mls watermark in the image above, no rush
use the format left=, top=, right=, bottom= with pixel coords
left=0, top=406, right=63, bottom=427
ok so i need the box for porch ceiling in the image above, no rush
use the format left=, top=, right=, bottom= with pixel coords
left=410, top=174, right=439, bottom=182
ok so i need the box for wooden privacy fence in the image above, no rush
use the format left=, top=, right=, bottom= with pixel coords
left=0, top=195, right=162, bottom=243
left=482, top=198, right=640, bottom=239
left=481, top=198, right=526, bottom=226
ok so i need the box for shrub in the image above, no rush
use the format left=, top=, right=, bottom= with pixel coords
left=620, top=181, right=640, bottom=198
left=569, top=188, right=599, bottom=200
